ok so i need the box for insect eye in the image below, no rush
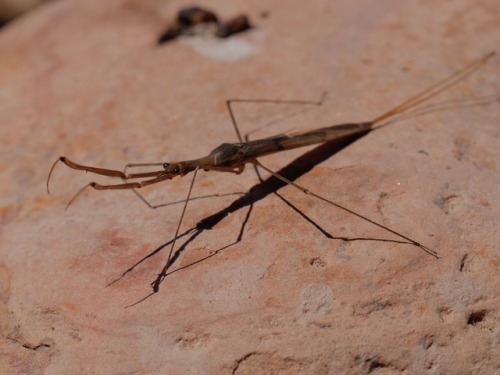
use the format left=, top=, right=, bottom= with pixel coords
left=173, top=166, right=180, bottom=173
left=163, top=163, right=170, bottom=170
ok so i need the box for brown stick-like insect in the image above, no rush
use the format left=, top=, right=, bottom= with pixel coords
left=47, top=52, right=495, bottom=293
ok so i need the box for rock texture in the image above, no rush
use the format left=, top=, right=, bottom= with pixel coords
left=0, top=0, right=499, bottom=374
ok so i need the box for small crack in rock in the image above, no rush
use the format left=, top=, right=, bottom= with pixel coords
left=4, top=335, right=52, bottom=351
left=22, top=343, right=51, bottom=351
left=232, top=352, right=258, bottom=375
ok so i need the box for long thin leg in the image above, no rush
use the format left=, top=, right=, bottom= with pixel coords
left=152, top=167, right=200, bottom=292
left=227, top=92, right=327, bottom=142
left=252, top=159, right=440, bottom=258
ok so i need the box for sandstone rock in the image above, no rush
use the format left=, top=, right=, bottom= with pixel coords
left=0, top=0, right=498, bottom=374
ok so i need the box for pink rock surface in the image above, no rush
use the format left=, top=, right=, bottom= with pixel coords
left=1, top=0, right=499, bottom=374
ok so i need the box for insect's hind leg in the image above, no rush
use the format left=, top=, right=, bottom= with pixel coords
left=252, top=159, right=440, bottom=259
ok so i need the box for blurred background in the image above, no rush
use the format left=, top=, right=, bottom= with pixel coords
left=0, top=0, right=51, bottom=26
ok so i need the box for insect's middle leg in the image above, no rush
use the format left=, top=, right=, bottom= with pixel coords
left=226, top=92, right=327, bottom=142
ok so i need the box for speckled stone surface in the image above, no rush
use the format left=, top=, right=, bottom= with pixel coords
left=1, top=0, right=499, bottom=374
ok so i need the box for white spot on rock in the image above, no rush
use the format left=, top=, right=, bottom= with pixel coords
left=297, top=283, right=335, bottom=325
